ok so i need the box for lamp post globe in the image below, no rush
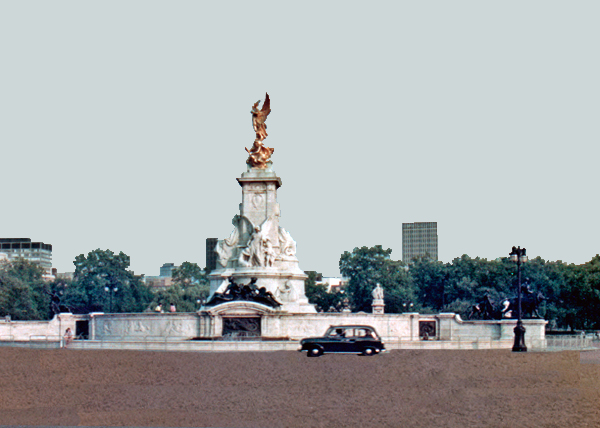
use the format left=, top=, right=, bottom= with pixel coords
left=104, top=285, right=118, bottom=313
left=509, top=246, right=528, bottom=352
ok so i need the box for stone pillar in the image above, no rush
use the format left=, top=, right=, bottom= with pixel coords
left=237, top=168, right=282, bottom=248
left=408, top=313, right=420, bottom=341
left=372, top=299, right=385, bottom=314
left=341, top=296, right=351, bottom=313
left=436, top=313, right=456, bottom=340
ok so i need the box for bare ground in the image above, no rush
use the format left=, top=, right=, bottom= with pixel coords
left=0, top=347, right=598, bottom=427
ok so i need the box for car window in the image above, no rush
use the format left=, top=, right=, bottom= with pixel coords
left=325, top=327, right=378, bottom=339
left=358, top=328, right=376, bottom=338
left=328, top=328, right=345, bottom=337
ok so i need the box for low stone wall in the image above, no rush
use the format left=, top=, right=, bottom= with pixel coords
left=0, top=313, right=81, bottom=342
left=89, top=312, right=202, bottom=341
left=257, top=311, right=546, bottom=349
left=0, top=308, right=547, bottom=351
left=87, top=307, right=546, bottom=350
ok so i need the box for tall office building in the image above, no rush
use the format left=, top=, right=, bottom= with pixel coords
left=0, top=238, right=53, bottom=275
left=206, top=238, right=218, bottom=272
left=402, top=222, right=438, bottom=262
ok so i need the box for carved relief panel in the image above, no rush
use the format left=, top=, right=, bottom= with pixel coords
left=419, top=321, right=436, bottom=340
left=222, top=317, right=261, bottom=338
left=242, top=182, right=267, bottom=227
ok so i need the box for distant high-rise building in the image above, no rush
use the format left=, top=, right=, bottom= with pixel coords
left=206, top=238, right=218, bottom=272
left=143, top=263, right=177, bottom=289
left=0, top=238, right=53, bottom=277
left=160, top=263, right=176, bottom=277
left=402, top=222, right=438, bottom=262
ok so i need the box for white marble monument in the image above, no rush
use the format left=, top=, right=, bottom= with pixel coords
left=207, top=94, right=315, bottom=313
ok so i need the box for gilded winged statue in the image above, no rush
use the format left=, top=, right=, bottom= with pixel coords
left=252, top=93, right=271, bottom=142
left=246, top=93, right=275, bottom=168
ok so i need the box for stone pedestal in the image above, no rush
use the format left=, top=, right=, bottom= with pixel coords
left=372, top=299, right=385, bottom=314
left=209, top=165, right=315, bottom=313
left=236, top=167, right=282, bottom=252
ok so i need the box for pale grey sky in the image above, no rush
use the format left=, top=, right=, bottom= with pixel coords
left=1, top=2, right=598, bottom=277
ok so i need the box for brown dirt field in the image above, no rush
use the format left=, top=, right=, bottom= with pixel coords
left=0, top=348, right=598, bottom=428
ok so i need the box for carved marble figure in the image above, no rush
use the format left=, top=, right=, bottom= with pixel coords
left=275, top=280, right=298, bottom=303
left=372, top=283, right=384, bottom=300
left=264, top=238, right=277, bottom=267
left=236, top=215, right=279, bottom=268
left=238, top=226, right=266, bottom=267
left=215, top=217, right=240, bottom=267
left=278, top=227, right=297, bottom=259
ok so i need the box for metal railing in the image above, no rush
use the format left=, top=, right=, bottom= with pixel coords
left=382, top=336, right=514, bottom=350
left=534, top=335, right=600, bottom=351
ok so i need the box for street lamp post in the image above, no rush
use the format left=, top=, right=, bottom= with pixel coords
left=509, top=246, right=528, bottom=352
left=104, top=286, right=118, bottom=313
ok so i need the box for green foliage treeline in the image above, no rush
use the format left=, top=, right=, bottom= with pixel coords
left=305, top=246, right=600, bottom=330
left=3, top=244, right=599, bottom=331
left=304, top=271, right=345, bottom=312
left=0, top=249, right=210, bottom=320
left=148, top=261, right=210, bottom=312
left=0, top=259, right=50, bottom=320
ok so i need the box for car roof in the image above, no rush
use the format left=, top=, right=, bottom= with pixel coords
left=328, top=325, right=375, bottom=329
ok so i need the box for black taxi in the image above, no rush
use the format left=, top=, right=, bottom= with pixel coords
left=298, top=325, right=385, bottom=357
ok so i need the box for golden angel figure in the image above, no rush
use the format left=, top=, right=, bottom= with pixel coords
left=246, top=93, right=274, bottom=168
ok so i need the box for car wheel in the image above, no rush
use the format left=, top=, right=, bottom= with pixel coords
left=307, top=347, right=323, bottom=357
left=362, top=347, right=375, bottom=356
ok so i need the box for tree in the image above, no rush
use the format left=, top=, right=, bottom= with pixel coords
left=0, top=259, right=50, bottom=320
left=304, top=272, right=344, bottom=312
left=561, top=255, right=600, bottom=330
left=149, top=262, right=210, bottom=313
left=409, top=257, right=447, bottom=311
left=339, top=246, right=414, bottom=313
left=149, top=283, right=210, bottom=313
left=441, top=255, right=515, bottom=317
left=172, top=262, right=206, bottom=288
left=72, top=249, right=153, bottom=313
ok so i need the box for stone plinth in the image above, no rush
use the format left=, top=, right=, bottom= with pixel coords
left=372, top=299, right=385, bottom=314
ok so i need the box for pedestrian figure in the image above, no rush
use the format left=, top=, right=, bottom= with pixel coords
left=170, top=303, right=176, bottom=313
left=64, top=328, right=73, bottom=348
